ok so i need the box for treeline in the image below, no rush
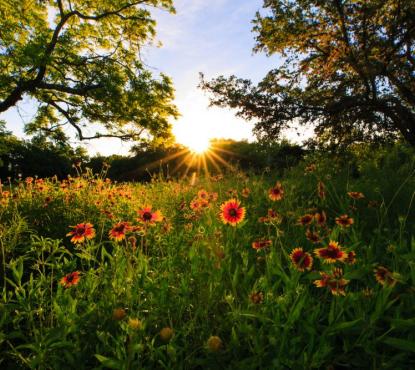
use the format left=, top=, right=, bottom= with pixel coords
left=0, top=125, right=305, bottom=181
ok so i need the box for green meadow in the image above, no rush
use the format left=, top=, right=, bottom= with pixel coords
left=1, top=145, right=414, bottom=369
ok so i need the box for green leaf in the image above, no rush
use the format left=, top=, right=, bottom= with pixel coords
left=94, top=354, right=124, bottom=369
left=381, top=337, right=415, bottom=353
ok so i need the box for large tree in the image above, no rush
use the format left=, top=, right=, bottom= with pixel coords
left=201, top=0, right=415, bottom=147
left=0, top=0, right=178, bottom=141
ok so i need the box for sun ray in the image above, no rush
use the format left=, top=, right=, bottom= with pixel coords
left=209, top=150, right=235, bottom=171
left=205, top=151, right=222, bottom=174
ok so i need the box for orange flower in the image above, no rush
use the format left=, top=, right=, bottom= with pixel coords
left=317, top=181, right=326, bottom=199
left=190, top=198, right=209, bottom=211
left=313, top=268, right=349, bottom=296
left=252, top=239, right=272, bottom=251
left=250, top=291, right=264, bottom=304
left=297, top=214, right=314, bottom=226
left=241, top=188, right=251, bottom=198
left=314, top=211, right=327, bottom=226
left=66, top=223, right=96, bottom=244
left=209, top=192, right=218, bottom=202
left=268, top=181, right=284, bottom=201
left=348, top=191, right=365, bottom=200
left=197, top=189, right=209, bottom=200
left=137, top=206, right=163, bottom=226
left=335, top=215, right=354, bottom=228
left=314, top=241, right=346, bottom=263
left=220, top=199, right=245, bottom=226
left=305, top=164, right=316, bottom=173
left=60, top=271, right=80, bottom=288
left=290, top=248, right=313, bottom=272
left=374, top=266, right=397, bottom=287
left=109, top=222, right=132, bottom=241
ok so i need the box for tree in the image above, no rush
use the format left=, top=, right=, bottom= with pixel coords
left=200, top=0, right=415, bottom=147
left=0, top=0, right=178, bottom=142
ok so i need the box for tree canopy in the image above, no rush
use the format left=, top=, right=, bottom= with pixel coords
left=201, top=0, right=415, bottom=147
left=0, top=0, right=178, bottom=142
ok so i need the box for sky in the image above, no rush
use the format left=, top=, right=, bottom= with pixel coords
left=0, top=0, right=291, bottom=156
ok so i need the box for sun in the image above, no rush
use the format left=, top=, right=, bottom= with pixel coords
left=185, top=137, right=211, bottom=154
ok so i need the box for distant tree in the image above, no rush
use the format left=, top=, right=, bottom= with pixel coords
left=0, top=0, right=178, bottom=142
left=201, top=0, right=415, bottom=147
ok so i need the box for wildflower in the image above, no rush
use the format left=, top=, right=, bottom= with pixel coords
left=314, top=211, right=327, bottom=226
left=160, top=327, right=174, bottom=343
left=209, top=192, right=218, bottom=202
left=66, top=223, right=96, bottom=244
left=128, top=318, right=142, bottom=330
left=317, top=181, right=326, bottom=199
left=207, top=336, right=223, bottom=352
left=226, top=188, right=238, bottom=197
left=268, top=181, right=284, bottom=201
left=25, top=177, right=34, bottom=185
left=197, top=189, right=209, bottom=200
left=252, top=239, right=272, bottom=251
left=345, top=251, right=357, bottom=265
left=190, top=198, right=208, bottom=211
left=109, top=222, right=132, bottom=241
left=314, top=241, right=346, bottom=263
left=305, top=164, right=316, bottom=173
left=241, top=187, right=251, bottom=198
left=313, top=268, right=349, bottom=296
left=305, top=230, right=321, bottom=244
left=297, top=214, right=314, bottom=226
left=128, top=236, right=137, bottom=250
left=290, top=248, right=313, bottom=272
left=249, top=291, right=264, bottom=304
left=374, top=266, right=397, bottom=287
left=60, top=271, right=80, bottom=288
left=220, top=199, right=246, bottom=226
left=335, top=215, right=354, bottom=228
left=137, top=206, right=163, bottom=226
left=112, top=308, right=127, bottom=321
left=348, top=191, right=365, bottom=200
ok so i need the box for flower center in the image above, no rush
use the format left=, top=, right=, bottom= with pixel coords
left=228, top=208, right=238, bottom=217
left=143, top=212, right=152, bottom=221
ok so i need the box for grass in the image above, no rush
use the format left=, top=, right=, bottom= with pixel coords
left=1, top=151, right=415, bottom=369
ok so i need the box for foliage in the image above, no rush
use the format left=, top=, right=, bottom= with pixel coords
left=201, top=0, right=415, bottom=147
left=0, top=125, right=87, bottom=179
left=0, top=0, right=178, bottom=142
left=0, top=146, right=414, bottom=368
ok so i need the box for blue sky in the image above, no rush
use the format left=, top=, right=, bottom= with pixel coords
left=0, top=0, right=286, bottom=155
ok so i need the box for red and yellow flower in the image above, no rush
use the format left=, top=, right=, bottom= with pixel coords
left=335, top=214, right=354, bottom=228
left=345, top=251, right=357, bottom=265
left=197, top=189, right=209, bottom=200
left=268, top=181, right=284, bottom=201
left=290, top=248, right=313, bottom=272
left=305, top=230, right=321, bottom=244
left=374, top=266, right=397, bottom=287
left=109, top=222, right=132, bottom=241
left=219, top=199, right=246, bottom=226
left=314, top=241, right=346, bottom=263
left=66, top=223, right=96, bottom=244
left=348, top=191, right=365, bottom=200
left=297, top=214, right=314, bottom=226
left=314, top=211, right=327, bottom=226
left=313, top=268, right=349, bottom=296
left=60, top=271, right=80, bottom=288
left=137, top=206, right=163, bottom=226
left=252, top=239, right=272, bottom=251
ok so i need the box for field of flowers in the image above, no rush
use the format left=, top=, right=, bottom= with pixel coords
left=1, top=148, right=415, bottom=369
